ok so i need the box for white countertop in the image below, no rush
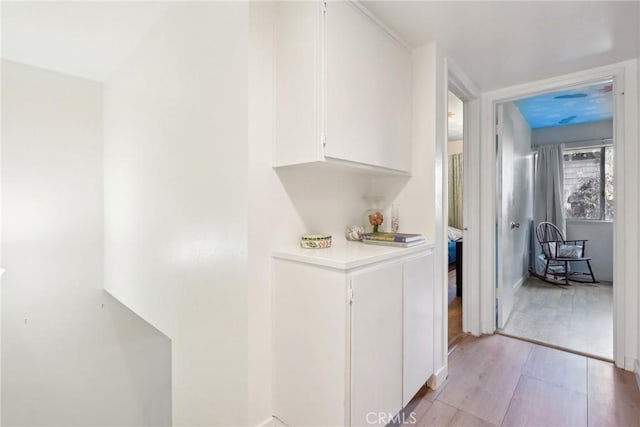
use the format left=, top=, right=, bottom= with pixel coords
left=273, top=240, right=435, bottom=270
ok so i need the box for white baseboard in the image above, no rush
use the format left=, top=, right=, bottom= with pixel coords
left=635, top=360, right=640, bottom=392
left=624, top=356, right=637, bottom=372
left=255, top=417, right=273, bottom=427
left=513, top=273, right=527, bottom=292
left=427, top=364, right=448, bottom=390
left=481, top=319, right=495, bottom=334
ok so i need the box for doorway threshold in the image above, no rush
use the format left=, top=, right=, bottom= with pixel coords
left=496, top=330, right=614, bottom=363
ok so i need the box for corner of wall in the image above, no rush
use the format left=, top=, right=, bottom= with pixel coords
left=104, top=3, right=250, bottom=425
left=427, top=364, right=448, bottom=391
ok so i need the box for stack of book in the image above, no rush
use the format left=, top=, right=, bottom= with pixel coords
left=361, top=232, right=426, bottom=248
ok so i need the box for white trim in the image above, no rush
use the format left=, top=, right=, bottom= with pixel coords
left=513, top=274, right=527, bottom=293
left=479, top=60, right=639, bottom=370
left=349, top=1, right=410, bottom=50
left=561, top=140, right=613, bottom=149
left=427, top=365, right=449, bottom=391
left=565, top=219, right=614, bottom=224
left=501, top=275, right=527, bottom=327
left=446, top=58, right=481, bottom=338
left=495, top=103, right=506, bottom=329
left=635, top=360, right=640, bottom=391
left=625, top=356, right=638, bottom=372
left=434, top=45, right=448, bottom=379
left=255, top=417, right=277, bottom=427
left=258, top=416, right=288, bottom=427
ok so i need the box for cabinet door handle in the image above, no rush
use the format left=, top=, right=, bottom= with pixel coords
left=510, top=222, right=520, bottom=230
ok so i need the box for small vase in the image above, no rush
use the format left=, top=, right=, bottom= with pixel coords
left=391, top=204, right=399, bottom=232
left=363, top=208, right=384, bottom=233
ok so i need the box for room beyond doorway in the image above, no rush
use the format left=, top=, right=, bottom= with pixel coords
left=495, top=80, right=615, bottom=361
left=501, top=276, right=613, bottom=360
left=447, top=90, right=464, bottom=348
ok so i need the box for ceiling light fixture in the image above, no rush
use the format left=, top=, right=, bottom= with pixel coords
left=558, top=115, right=577, bottom=124
left=554, top=94, right=588, bottom=99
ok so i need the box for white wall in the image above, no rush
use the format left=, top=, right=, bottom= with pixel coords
left=376, top=42, right=446, bottom=383
left=620, top=58, right=640, bottom=372
left=448, top=140, right=463, bottom=155
left=103, top=3, right=249, bottom=425
left=566, top=221, right=613, bottom=281
left=1, top=60, right=171, bottom=426
left=383, top=44, right=439, bottom=242
left=407, top=44, right=445, bottom=379
left=248, top=5, right=277, bottom=424
left=532, top=119, right=613, bottom=146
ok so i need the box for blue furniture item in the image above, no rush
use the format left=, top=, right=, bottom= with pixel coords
left=448, top=241, right=457, bottom=264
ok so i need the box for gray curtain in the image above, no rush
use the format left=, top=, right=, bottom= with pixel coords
left=533, top=144, right=565, bottom=274
left=534, top=144, right=565, bottom=235
left=448, top=153, right=463, bottom=229
left=533, top=144, right=566, bottom=236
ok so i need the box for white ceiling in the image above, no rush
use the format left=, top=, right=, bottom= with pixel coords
left=2, top=2, right=638, bottom=90
left=364, top=1, right=640, bottom=91
left=1, top=2, right=171, bottom=82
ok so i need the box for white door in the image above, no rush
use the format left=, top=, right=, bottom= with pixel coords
left=402, top=252, right=434, bottom=406
left=350, top=262, right=403, bottom=427
left=496, top=103, right=533, bottom=328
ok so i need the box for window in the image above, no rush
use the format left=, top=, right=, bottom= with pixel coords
left=563, top=146, right=614, bottom=220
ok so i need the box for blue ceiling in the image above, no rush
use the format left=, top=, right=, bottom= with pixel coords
left=514, top=81, right=613, bottom=129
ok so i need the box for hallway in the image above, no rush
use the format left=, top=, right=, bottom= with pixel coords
left=397, top=334, right=640, bottom=426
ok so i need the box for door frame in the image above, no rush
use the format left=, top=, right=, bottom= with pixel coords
left=478, top=60, right=639, bottom=369
left=445, top=59, right=481, bottom=338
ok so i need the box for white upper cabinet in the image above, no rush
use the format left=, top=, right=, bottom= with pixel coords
left=274, top=1, right=412, bottom=175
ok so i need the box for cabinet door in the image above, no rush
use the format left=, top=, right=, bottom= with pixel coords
left=273, top=1, right=323, bottom=167
left=325, top=2, right=412, bottom=173
left=273, top=260, right=349, bottom=426
left=350, top=262, right=403, bottom=426
left=402, top=252, right=435, bottom=406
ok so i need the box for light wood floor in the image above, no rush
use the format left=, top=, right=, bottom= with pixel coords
left=448, top=268, right=463, bottom=347
left=501, top=276, right=613, bottom=360
left=397, top=334, right=640, bottom=427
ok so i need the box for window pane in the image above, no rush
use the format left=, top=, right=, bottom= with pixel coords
left=604, top=146, right=614, bottom=220
left=563, top=148, right=602, bottom=219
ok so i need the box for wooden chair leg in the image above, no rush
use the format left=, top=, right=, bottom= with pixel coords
left=586, top=260, right=597, bottom=283
left=544, top=259, right=550, bottom=281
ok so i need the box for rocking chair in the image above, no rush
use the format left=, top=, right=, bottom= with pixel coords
left=535, top=221, right=599, bottom=286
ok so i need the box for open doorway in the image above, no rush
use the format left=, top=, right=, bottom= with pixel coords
left=495, top=80, right=614, bottom=361
left=447, top=91, right=464, bottom=348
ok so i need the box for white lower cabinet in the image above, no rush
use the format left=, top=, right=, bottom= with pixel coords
left=350, top=263, right=403, bottom=426
left=402, top=254, right=435, bottom=407
left=273, top=245, right=435, bottom=426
